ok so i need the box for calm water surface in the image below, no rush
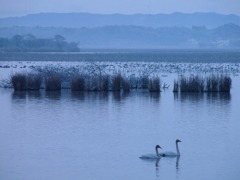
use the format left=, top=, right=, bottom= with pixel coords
left=1, top=49, right=240, bottom=62
left=0, top=86, right=240, bottom=180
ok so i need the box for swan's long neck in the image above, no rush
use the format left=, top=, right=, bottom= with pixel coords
left=155, top=147, right=160, bottom=157
left=176, top=142, right=180, bottom=156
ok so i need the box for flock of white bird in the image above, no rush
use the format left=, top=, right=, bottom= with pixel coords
left=139, top=139, right=181, bottom=159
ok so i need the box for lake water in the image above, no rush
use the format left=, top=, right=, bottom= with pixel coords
left=0, top=50, right=240, bottom=180
left=1, top=49, right=240, bottom=63
left=0, top=88, right=240, bottom=180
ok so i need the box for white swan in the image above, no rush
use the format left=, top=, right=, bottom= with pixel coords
left=139, top=145, right=162, bottom=159
left=160, top=139, right=181, bottom=157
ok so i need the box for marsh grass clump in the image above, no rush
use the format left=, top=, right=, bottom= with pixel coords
left=178, top=75, right=231, bottom=93
left=11, top=73, right=42, bottom=91
left=99, top=75, right=110, bottom=91
left=128, top=75, right=138, bottom=89
left=219, top=75, right=231, bottom=92
left=148, top=77, right=161, bottom=92
left=140, top=75, right=149, bottom=89
left=45, top=75, right=61, bottom=91
left=122, top=77, right=130, bottom=92
left=180, top=76, right=204, bottom=92
left=11, top=73, right=27, bottom=90
left=112, top=74, right=122, bottom=91
left=206, top=75, right=231, bottom=92
left=189, top=76, right=204, bottom=92
left=71, top=76, right=85, bottom=91
left=206, top=75, right=218, bottom=92
left=27, top=74, right=42, bottom=90
left=88, top=76, right=99, bottom=91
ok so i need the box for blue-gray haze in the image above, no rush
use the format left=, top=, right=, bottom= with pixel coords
left=0, top=13, right=240, bottom=49
left=0, top=0, right=240, bottom=17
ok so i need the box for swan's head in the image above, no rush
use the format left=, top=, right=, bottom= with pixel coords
left=155, top=145, right=162, bottom=149
left=176, top=139, right=182, bottom=143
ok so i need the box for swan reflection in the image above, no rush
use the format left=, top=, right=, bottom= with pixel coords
left=176, top=156, right=180, bottom=169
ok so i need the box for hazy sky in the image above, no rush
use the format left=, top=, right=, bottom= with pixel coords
left=0, top=0, right=239, bottom=18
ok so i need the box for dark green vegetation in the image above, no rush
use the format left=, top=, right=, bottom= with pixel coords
left=174, top=75, right=232, bottom=93
left=0, top=34, right=79, bottom=52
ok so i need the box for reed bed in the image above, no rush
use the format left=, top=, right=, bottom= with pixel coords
left=99, top=75, right=110, bottom=91
left=27, top=74, right=42, bottom=90
left=180, top=76, right=204, bottom=92
left=207, top=75, right=232, bottom=93
left=11, top=73, right=27, bottom=90
left=148, top=77, right=161, bottom=92
left=174, top=75, right=231, bottom=93
left=45, top=75, right=61, bottom=91
left=219, top=75, right=232, bottom=92
left=10, top=70, right=231, bottom=94
left=112, top=74, right=122, bottom=91
left=122, top=77, right=131, bottom=92
left=139, top=75, right=149, bottom=89
left=70, top=74, right=129, bottom=92
left=71, top=75, right=85, bottom=91
left=11, top=73, right=42, bottom=91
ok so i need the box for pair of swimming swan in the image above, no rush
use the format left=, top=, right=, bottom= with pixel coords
left=139, top=139, right=181, bottom=159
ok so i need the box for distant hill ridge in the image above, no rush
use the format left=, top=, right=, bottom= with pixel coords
left=0, top=12, right=240, bottom=28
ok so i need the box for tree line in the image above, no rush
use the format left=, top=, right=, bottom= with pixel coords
left=0, top=34, right=80, bottom=52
